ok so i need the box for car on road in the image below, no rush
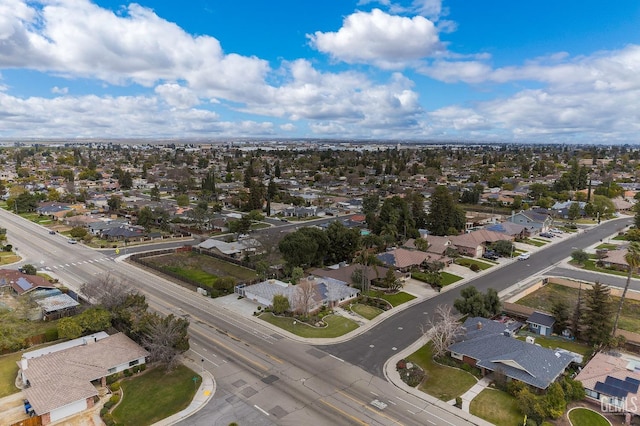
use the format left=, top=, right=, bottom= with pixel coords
left=68, top=238, right=77, bottom=244
left=48, top=230, right=56, bottom=234
left=517, top=253, right=530, bottom=260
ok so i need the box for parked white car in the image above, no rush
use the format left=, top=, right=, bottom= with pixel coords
left=517, top=253, right=530, bottom=260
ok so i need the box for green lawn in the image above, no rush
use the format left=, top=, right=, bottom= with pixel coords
left=406, top=343, right=476, bottom=401
left=146, top=252, right=258, bottom=282
left=112, top=365, right=199, bottom=426
left=516, top=333, right=590, bottom=356
left=596, top=243, right=619, bottom=250
left=568, top=407, right=609, bottom=426
left=581, top=260, right=633, bottom=278
left=259, top=313, right=359, bottom=338
left=517, top=282, right=640, bottom=333
left=470, top=389, right=523, bottom=426
left=0, top=352, right=21, bottom=397
left=440, top=271, right=463, bottom=286
left=351, top=303, right=383, bottom=320
left=523, top=238, right=546, bottom=247
left=455, top=258, right=493, bottom=270
left=613, top=234, right=628, bottom=241
left=376, top=291, right=416, bottom=307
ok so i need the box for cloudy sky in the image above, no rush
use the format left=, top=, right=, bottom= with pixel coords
left=1, top=0, right=640, bottom=143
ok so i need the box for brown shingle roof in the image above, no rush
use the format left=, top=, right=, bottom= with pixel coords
left=22, top=333, right=148, bottom=415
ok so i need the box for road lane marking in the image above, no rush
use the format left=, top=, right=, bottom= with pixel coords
left=254, top=405, right=270, bottom=416
left=395, top=396, right=455, bottom=425
left=190, top=348, right=219, bottom=367
left=337, top=390, right=403, bottom=425
left=329, top=354, right=344, bottom=362
left=320, top=399, right=368, bottom=426
left=190, top=327, right=268, bottom=372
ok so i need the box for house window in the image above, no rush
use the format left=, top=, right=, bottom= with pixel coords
left=129, top=359, right=139, bottom=367
left=451, top=352, right=463, bottom=360
left=531, top=324, right=539, bottom=329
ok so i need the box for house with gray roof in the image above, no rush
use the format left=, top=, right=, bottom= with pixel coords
left=239, top=276, right=359, bottom=312
left=526, top=311, right=556, bottom=336
left=507, top=210, right=553, bottom=234
left=448, top=317, right=573, bottom=390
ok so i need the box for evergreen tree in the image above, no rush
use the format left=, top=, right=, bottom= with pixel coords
left=201, top=169, right=216, bottom=200
left=426, top=186, right=465, bottom=236
left=583, top=281, right=613, bottom=347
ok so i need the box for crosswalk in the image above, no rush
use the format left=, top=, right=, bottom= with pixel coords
left=45, top=256, right=114, bottom=271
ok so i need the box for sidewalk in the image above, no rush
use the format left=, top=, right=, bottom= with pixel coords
left=152, top=359, right=216, bottom=426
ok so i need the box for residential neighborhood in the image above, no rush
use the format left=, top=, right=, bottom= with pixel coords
left=1, top=141, right=640, bottom=425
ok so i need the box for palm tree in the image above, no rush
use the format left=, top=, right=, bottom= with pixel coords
left=612, top=242, right=640, bottom=336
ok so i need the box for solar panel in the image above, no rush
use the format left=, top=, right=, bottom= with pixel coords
left=605, top=376, right=639, bottom=393
left=626, top=377, right=640, bottom=386
left=595, top=381, right=629, bottom=399
left=16, top=277, right=32, bottom=291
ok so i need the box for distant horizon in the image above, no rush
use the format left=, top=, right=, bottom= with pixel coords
left=2, top=0, right=639, bottom=143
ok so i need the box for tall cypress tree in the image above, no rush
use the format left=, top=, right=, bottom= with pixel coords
left=583, top=281, right=613, bottom=347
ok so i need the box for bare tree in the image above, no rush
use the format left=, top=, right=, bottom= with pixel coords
left=422, top=305, right=463, bottom=358
left=293, top=278, right=317, bottom=317
left=142, top=313, right=190, bottom=370
left=80, top=272, right=132, bottom=309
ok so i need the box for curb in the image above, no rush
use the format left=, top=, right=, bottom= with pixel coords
left=151, top=360, right=216, bottom=426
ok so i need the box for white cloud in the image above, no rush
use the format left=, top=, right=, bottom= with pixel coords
left=280, top=123, right=295, bottom=131
left=51, top=86, right=68, bottom=94
left=154, top=83, right=199, bottom=109
left=309, top=9, right=443, bottom=69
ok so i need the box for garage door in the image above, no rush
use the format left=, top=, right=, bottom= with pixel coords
left=50, top=399, right=87, bottom=423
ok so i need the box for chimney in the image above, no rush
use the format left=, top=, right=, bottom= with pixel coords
left=477, top=321, right=483, bottom=330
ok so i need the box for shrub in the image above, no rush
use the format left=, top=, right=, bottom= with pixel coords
left=396, top=359, right=407, bottom=370
left=455, top=397, right=462, bottom=408
left=110, top=394, right=120, bottom=405
left=110, top=382, right=121, bottom=392
left=139, top=364, right=146, bottom=372
left=100, top=407, right=108, bottom=417
left=106, top=373, right=120, bottom=385
left=469, top=263, right=480, bottom=272
left=44, top=328, right=58, bottom=342
left=123, top=368, right=132, bottom=377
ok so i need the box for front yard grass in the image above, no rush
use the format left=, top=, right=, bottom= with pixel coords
left=568, top=407, right=609, bottom=426
left=406, top=342, right=476, bottom=401
left=523, top=238, right=547, bottom=246
left=596, top=243, right=619, bottom=250
left=259, top=313, right=359, bottom=338
left=0, top=352, right=21, bottom=397
left=517, top=282, right=640, bottom=333
left=581, top=259, right=632, bottom=278
left=112, top=365, right=199, bottom=426
left=455, top=258, right=493, bottom=270
left=440, top=271, right=463, bottom=286
left=469, top=389, right=522, bottom=426
left=351, top=303, right=383, bottom=320
left=0, top=251, right=20, bottom=264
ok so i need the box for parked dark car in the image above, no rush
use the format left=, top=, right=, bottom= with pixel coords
left=483, top=251, right=499, bottom=260
left=540, top=232, right=555, bottom=238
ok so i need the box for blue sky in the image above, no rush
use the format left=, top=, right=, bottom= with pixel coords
left=1, top=0, right=639, bottom=143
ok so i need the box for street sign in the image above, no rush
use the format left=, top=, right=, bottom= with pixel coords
left=115, top=248, right=120, bottom=254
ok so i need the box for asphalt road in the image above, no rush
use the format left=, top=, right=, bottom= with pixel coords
left=320, top=217, right=634, bottom=377
left=0, top=209, right=474, bottom=426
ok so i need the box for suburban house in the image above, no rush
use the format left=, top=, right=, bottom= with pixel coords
left=598, top=248, right=629, bottom=271
left=526, top=311, right=556, bottom=336
left=377, top=247, right=430, bottom=273
left=196, top=238, right=263, bottom=259
left=238, top=276, right=359, bottom=312
left=449, top=229, right=513, bottom=258
left=484, top=222, right=528, bottom=239
left=507, top=210, right=554, bottom=234
left=448, top=317, right=574, bottom=390
left=576, top=351, right=640, bottom=412
left=309, top=264, right=403, bottom=289
left=19, top=332, right=148, bottom=425
left=0, top=269, right=56, bottom=296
